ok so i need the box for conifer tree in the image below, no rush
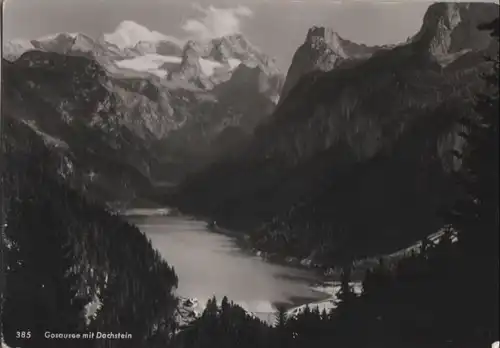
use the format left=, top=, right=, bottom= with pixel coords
left=203, top=296, right=219, bottom=319
left=336, top=266, right=356, bottom=309
left=275, top=305, right=288, bottom=329
left=320, top=308, right=329, bottom=321
left=331, top=265, right=357, bottom=342
left=221, top=296, right=230, bottom=313
left=273, top=305, right=289, bottom=348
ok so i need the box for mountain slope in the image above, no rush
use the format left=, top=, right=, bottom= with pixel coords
left=2, top=23, right=285, bottom=196
left=1, top=52, right=157, bottom=204
left=1, top=115, right=179, bottom=347
left=175, top=2, right=499, bottom=263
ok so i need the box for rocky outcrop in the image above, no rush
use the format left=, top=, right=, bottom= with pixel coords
left=207, top=34, right=280, bottom=72
left=127, top=39, right=183, bottom=57
left=206, top=34, right=285, bottom=100
left=166, top=34, right=284, bottom=92
left=31, top=33, right=95, bottom=56
left=175, top=297, right=202, bottom=328
left=168, top=41, right=212, bottom=88
left=279, top=26, right=383, bottom=104
left=411, top=2, right=499, bottom=64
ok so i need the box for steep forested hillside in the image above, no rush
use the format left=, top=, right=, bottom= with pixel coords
left=2, top=53, right=157, bottom=205
left=1, top=118, right=178, bottom=348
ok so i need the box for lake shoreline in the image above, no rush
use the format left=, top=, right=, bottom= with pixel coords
left=184, top=217, right=342, bottom=315
left=123, top=208, right=344, bottom=323
left=122, top=207, right=351, bottom=282
left=204, top=223, right=367, bottom=282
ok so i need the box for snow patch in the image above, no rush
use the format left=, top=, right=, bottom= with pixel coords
left=115, top=54, right=226, bottom=78
left=3, top=39, right=35, bottom=60
left=227, top=58, right=242, bottom=69
left=22, top=120, right=69, bottom=149
left=115, top=54, right=182, bottom=78
left=198, top=58, right=223, bottom=76
left=387, top=227, right=458, bottom=259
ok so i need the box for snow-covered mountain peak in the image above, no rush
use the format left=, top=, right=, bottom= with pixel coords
left=3, top=39, right=35, bottom=61
left=102, top=20, right=182, bottom=49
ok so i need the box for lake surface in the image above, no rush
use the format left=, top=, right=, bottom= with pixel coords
left=127, top=212, right=331, bottom=321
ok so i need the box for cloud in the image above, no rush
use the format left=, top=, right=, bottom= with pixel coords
left=182, top=4, right=253, bottom=41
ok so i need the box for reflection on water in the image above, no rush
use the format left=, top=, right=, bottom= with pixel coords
left=127, top=214, right=329, bottom=318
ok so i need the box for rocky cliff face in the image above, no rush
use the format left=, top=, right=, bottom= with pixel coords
left=199, top=34, right=280, bottom=71
left=411, top=2, right=498, bottom=64
left=167, top=33, right=284, bottom=91
left=215, top=64, right=284, bottom=118
left=176, top=2, right=499, bottom=262
left=169, top=41, right=212, bottom=88
left=279, top=26, right=384, bottom=104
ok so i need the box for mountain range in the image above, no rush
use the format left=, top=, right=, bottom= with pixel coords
left=174, top=2, right=499, bottom=263
left=2, top=21, right=285, bottom=205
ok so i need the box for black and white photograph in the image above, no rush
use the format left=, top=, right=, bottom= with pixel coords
left=0, top=0, right=499, bottom=347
